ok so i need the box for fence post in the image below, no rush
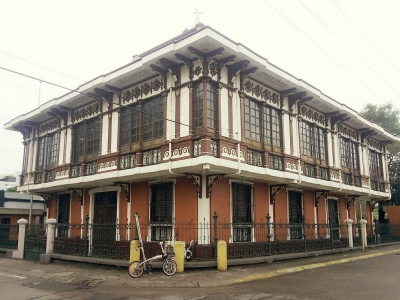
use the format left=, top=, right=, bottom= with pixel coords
left=345, top=219, right=353, bottom=248
left=302, top=215, right=306, bottom=252
left=45, top=219, right=57, bottom=254
left=84, top=214, right=89, bottom=257
left=8, top=218, right=28, bottom=259
left=267, top=213, right=271, bottom=255
left=213, top=211, right=218, bottom=259
left=329, top=218, right=334, bottom=249
left=359, top=219, right=367, bottom=248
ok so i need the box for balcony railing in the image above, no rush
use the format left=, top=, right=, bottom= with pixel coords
left=142, top=148, right=161, bottom=166
left=35, top=173, right=43, bottom=184
left=269, top=155, right=283, bottom=171
left=120, top=153, right=136, bottom=170
left=46, top=171, right=55, bottom=183
left=71, top=164, right=82, bottom=178
left=343, top=173, right=353, bottom=186
left=379, top=182, right=386, bottom=193
left=193, top=140, right=201, bottom=157
left=210, top=140, right=218, bottom=158
left=304, top=164, right=316, bottom=178
left=319, top=167, right=329, bottom=181
left=247, top=149, right=263, bottom=167
left=354, top=176, right=361, bottom=187
left=371, top=180, right=379, bottom=191
left=85, top=162, right=97, bottom=176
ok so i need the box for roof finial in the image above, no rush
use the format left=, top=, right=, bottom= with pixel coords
left=192, top=8, right=202, bottom=26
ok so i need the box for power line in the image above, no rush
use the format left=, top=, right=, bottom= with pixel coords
left=264, top=0, right=389, bottom=102
left=0, top=50, right=86, bottom=82
left=0, top=66, right=190, bottom=128
left=297, top=0, right=400, bottom=98
left=330, top=0, right=400, bottom=76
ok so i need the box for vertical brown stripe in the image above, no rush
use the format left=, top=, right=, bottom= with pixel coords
left=175, top=88, right=181, bottom=138
left=217, top=84, right=222, bottom=135
left=188, top=84, right=193, bottom=135
left=98, top=116, right=103, bottom=156
left=63, top=129, right=67, bottom=164
left=228, top=90, right=233, bottom=138
left=289, top=115, right=293, bottom=156
left=162, top=92, right=168, bottom=142
left=108, top=113, right=112, bottom=154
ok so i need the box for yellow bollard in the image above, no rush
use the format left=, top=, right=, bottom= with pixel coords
left=217, top=240, right=227, bottom=271
left=130, top=240, right=140, bottom=263
left=174, top=241, right=185, bottom=273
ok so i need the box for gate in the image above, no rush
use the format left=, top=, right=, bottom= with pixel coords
left=24, top=224, right=46, bottom=261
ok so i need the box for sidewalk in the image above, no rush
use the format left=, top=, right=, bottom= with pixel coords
left=1, top=243, right=400, bottom=288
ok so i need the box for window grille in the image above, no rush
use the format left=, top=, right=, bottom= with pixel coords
left=232, top=183, right=253, bottom=242
left=304, top=164, right=316, bottom=178
left=47, top=132, right=59, bottom=165
left=269, top=155, right=283, bottom=171
left=247, top=149, right=263, bottom=167
left=319, top=167, right=329, bottom=181
left=210, top=140, right=218, bottom=157
left=120, top=154, right=136, bottom=170
left=120, top=107, right=140, bottom=145
left=150, top=183, right=173, bottom=241
left=85, top=162, right=97, bottom=176
left=369, top=150, right=383, bottom=181
left=193, top=140, right=201, bottom=157
left=354, top=176, right=361, bottom=187
left=340, top=138, right=359, bottom=170
left=193, top=82, right=204, bottom=128
left=71, top=165, right=82, bottom=178
left=86, top=118, right=100, bottom=155
left=343, top=173, right=353, bottom=185
left=143, top=148, right=161, bottom=166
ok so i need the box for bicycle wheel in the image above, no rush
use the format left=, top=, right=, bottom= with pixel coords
left=162, top=259, right=177, bottom=276
left=128, top=261, right=144, bottom=278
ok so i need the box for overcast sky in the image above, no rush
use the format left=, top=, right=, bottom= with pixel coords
left=1, top=0, right=400, bottom=175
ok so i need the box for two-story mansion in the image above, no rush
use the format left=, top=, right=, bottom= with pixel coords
left=5, top=23, right=399, bottom=244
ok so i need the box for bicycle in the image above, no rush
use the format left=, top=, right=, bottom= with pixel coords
left=128, top=240, right=177, bottom=278
left=184, top=240, right=195, bottom=261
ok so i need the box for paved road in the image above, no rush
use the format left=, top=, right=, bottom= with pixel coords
left=1, top=249, right=400, bottom=299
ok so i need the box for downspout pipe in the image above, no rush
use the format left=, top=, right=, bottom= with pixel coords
left=235, top=88, right=241, bottom=176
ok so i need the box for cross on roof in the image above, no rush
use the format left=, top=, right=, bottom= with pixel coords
left=192, top=8, right=202, bottom=25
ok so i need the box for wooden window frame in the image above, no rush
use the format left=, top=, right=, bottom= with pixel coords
left=340, top=137, right=359, bottom=172
left=192, top=80, right=218, bottom=135
left=73, top=118, right=100, bottom=163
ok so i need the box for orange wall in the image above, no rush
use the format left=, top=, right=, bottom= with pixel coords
left=119, top=190, right=128, bottom=223
left=70, top=193, right=81, bottom=224
left=253, top=182, right=269, bottom=223
left=175, top=177, right=197, bottom=223
left=48, top=194, right=58, bottom=219
left=175, top=177, right=198, bottom=243
left=338, top=196, right=347, bottom=224
left=210, top=177, right=230, bottom=223
left=303, top=190, right=315, bottom=224
left=386, top=206, right=400, bottom=224
left=274, top=189, right=288, bottom=223
left=131, top=181, right=149, bottom=221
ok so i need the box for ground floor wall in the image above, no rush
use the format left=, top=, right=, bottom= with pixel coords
left=45, top=177, right=365, bottom=244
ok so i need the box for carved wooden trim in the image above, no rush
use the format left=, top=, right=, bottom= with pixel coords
left=346, top=195, right=360, bottom=210
left=315, top=191, right=329, bottom=207
left=270, top=185, right=286, bottom=205
left=114, top=182, right=130, bottom=202
left=186, top=174, right=202, bottom=198
left=207, top=174, right=224, bottom=198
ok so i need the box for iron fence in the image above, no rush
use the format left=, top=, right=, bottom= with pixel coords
left=0, top=224, right=18, bottom=249
left=50, top=217, right=400, bottom=261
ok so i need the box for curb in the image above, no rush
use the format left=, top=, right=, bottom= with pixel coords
left=230, top=248, right=400, bottom=285
left=42, top=242, right=400, bottom=270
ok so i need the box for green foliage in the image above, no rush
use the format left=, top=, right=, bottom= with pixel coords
left=361, top=102, right=400, bottom=206
left=6, top=186, right=17, bottom=192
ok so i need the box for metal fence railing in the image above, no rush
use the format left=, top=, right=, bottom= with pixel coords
left=0, top=224, right=19, bottom=249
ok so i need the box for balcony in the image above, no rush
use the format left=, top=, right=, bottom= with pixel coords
left=269, top=155, right=283, bottom=171
left=304, top=164, right=316, bottom=178
left=247, top=149, right=263, bottom=167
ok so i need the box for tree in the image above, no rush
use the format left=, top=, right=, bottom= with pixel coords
left=6, top=186, right=17, bottom=192
left=361, top=102, right=400, bottom=210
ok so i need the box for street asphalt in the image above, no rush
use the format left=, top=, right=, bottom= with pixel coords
left=0, top=245, right=400, bottom=300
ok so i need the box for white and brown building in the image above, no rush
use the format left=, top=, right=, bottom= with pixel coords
left=4, top=23, right=399, bottom=244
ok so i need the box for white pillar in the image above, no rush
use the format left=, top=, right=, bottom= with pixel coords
left=198, top=174, right=210, bottom=244
left=359, top=219, right=368, bottom=247
left=14, top=218, right=28, bottom=259
left=45, top=218, right=57, bottom=254
left=345, top=219, right=353, bottom=248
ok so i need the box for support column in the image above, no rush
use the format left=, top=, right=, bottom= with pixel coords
left=345, top=219, right=353, bottom=248
left=198, top=174, right=210, bottom=244
left=359, top=219, right=367, bottom=247
left=8, top=218, right=28, bottom=259
left=45, top=219, right=57, bottom=254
